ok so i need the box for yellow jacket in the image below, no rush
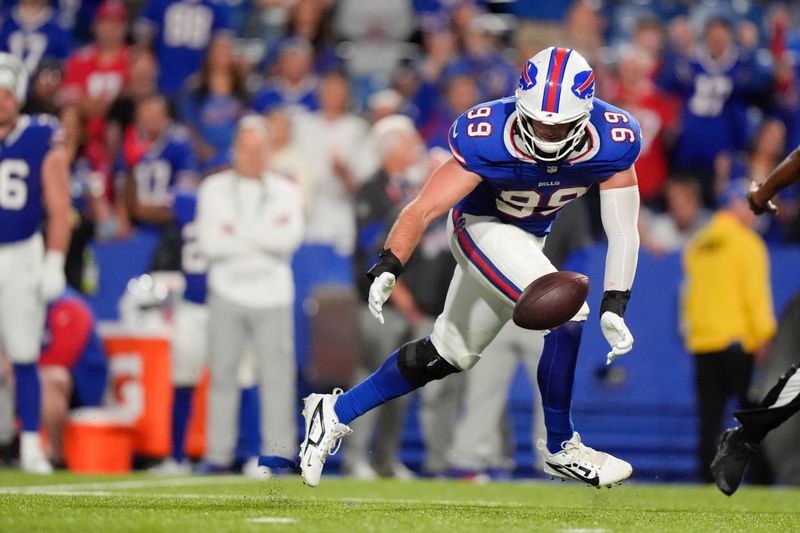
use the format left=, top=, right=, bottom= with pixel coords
left=683, top=211, right=776, bottom=354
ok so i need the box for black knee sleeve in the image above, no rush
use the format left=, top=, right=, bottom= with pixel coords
left=396, top=336, right=460, bottom=388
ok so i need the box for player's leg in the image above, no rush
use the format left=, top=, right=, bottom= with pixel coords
left=449, top=211, right=630, bottom=486
left=203, top=295, right=248, bottom=469
left=0, top=235, right=51, bottom=474
left=300, top=263, right=510, bottom=486
left=712, top=364, right=800, bottom=495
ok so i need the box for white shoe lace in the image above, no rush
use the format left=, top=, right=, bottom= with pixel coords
left=560, top=434, right=606, bottom=467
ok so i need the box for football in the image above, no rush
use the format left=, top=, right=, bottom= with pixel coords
left=512, top=271, right=590, bottom=330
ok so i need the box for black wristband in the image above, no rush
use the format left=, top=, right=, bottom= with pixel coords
left=366, top=249, right=405, bottom=281
left=600, top=290, right=631, bottom=317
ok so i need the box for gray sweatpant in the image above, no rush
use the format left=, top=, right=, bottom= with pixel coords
left=205, top=294, right=297, bottom=465
left=0, top=359, right=14, bottom=444
left=342, top=306, right=411, bottom=472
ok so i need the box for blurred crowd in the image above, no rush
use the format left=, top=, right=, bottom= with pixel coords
left=6, top=0, right=800, bottom=285
left=3, top=0, right=800, bottom=480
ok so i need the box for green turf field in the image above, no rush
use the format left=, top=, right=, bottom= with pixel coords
left=0, top=471, right=798, bottom=532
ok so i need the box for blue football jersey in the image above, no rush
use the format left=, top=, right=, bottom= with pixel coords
left=173, top=190, right=207, bottom=304
left=138, top=0, right=230, bottom=96
left=131, top=126, right=198, bottom=207
left=0, top=7, right=74, bottom=72
left=0, top=115, right=61, bottom=244
left=657, top=48, right=771, bottom=171
left=448, top=97, right=641, bottom=237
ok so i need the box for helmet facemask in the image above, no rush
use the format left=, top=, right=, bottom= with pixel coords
left=515, top=96, right=590, bottom=162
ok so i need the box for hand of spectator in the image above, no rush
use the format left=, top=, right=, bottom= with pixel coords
left=747, top=181, right=778, bottom=215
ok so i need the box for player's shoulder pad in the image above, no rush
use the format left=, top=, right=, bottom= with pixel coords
left=589, top=99, right=642, bottom=171
left=448, top=97, right=515, bottom=170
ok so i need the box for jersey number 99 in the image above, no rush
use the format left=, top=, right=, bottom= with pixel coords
left=496, top=186, right=589, bottom=218
left=0, top=159, right=30, bottom=211
left=466, top=107, right=493, bottom=137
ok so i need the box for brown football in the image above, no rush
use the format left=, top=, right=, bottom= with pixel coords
left=512, top=271, right=590, bottom=330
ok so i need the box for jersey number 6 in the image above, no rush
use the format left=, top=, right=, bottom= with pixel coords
left=0, top=159, right=30, bottom=211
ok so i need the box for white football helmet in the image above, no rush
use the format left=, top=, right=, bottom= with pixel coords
left=515, top=47, right=595, bottom=162
left=0, top=53, right=28, bottom=105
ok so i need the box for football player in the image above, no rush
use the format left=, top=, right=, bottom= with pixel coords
left=709, top=146, right=800, bottom=496
left=0, top=53, right=70, bottom=474
left=300, top=47, right=641, bottom=488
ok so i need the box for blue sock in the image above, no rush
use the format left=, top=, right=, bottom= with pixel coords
left=334, top=351, right=416, bottom=425
left=537, top=320, right=584, bottom=454
left=236, top=386, right=261, bottom=461
left=171, top=386, right=193, bottom=462
left=13, top=363, right=41, bottom=432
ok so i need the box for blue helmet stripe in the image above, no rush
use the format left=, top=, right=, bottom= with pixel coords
left=552, top=49, right=572, bottom=113
left=541, top=49, right=557, bottom=113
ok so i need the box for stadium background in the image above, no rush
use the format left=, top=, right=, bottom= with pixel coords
left=5, top=0, right=800, bottom=484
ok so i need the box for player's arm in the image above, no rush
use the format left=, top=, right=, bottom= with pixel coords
left=384, top=158, right=481, bottom=263
left=41, top=144, right=71, bottom=301
left=749, top=146, right=800, bottom=214
left=598, top=166, right=640, bottom=364
left=366, top=158, right=482, bottom=323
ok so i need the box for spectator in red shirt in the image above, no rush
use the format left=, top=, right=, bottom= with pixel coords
left=60, top=0, right=129, bottom=151
left=613, top=48, right=679, bottom=205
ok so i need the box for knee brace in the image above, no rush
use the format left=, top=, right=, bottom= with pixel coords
left=396, top=337, right=460, bottom=388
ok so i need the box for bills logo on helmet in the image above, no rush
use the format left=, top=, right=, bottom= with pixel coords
left=571, top=70, right=595, bottom=100
left=518, top=60, right=538, bottom=91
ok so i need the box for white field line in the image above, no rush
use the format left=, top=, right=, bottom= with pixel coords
left=244, top=518, right=299, bottom=524
left=0, top=475, right=246, bottom=494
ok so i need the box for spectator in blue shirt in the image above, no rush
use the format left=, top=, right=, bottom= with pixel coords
left=657, top=15, right=774, bottom=204
left=443, top=13, right=516, bottom=103
left=180, top=36, right=248, bottom=170
left=251, top=37, right=318, bottom=114
left=135, top=0, right=231, bottom=98
left=0, top=0, right=74, bottom=74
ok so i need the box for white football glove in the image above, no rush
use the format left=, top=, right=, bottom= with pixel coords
left=41, top=250, right=66, bottom=302
left=368, top=272, right=396, bottom=324
left=600, top=311, right=633, bottom=365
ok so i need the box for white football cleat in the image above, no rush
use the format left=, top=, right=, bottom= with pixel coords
left=241, top=456, right=273, bottom=480
left=20, top=432, right=53, bottom=475
left=148, top=457, right=192, bottom=476
left=538, top=432, right=632, bottom=488
left=299, top=389, right=352, bottom=487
